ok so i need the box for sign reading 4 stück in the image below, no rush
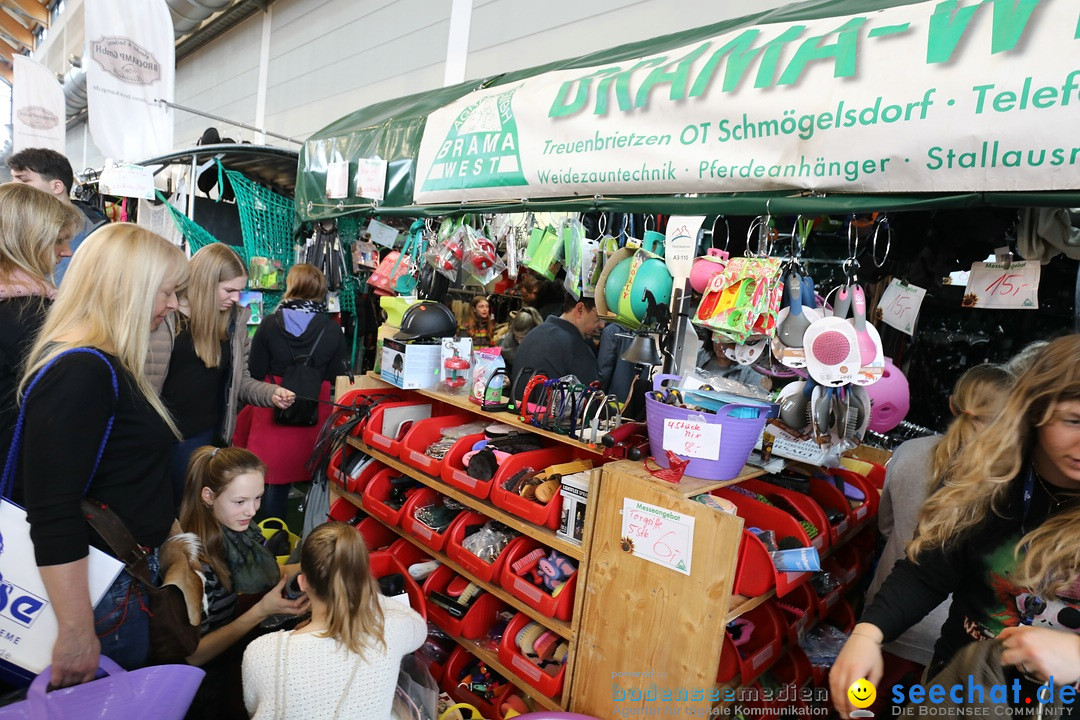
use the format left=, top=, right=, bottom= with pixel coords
left=415, top=0, right=1080, bottom=203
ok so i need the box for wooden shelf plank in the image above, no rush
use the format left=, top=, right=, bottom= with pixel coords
left=364, top=372, right=605, bottom=455
left=450, top=636, right=565, bottom=712
left=331, top=484, right=575, bottom=640
left=346, top=436, right=585, bottom=561
left=601, top=457, right=768, bottom=499
left=724, top=590, right=777, bottom=624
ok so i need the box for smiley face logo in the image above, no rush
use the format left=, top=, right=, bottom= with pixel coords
left=848, top=678, right=876, bottom=709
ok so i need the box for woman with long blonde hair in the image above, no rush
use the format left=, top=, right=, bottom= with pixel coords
left=155, top=243, right=294, bottom=505
left=242, top=522, right=425, bottom=719
left=865, top=364, right=1014, bottom=669
left=0, top=183, right=82, bottom=449
left=833, top=335, right=1080, bottom=717
left=10, top=224, right=187, bottom=688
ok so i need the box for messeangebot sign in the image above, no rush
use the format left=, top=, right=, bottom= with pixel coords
left=414, top=0, right=1080, bottom=203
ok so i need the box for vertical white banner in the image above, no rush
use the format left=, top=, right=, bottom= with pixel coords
left=85, top=0, right=174, bottom=161
left=12, top=57, right=66, bottom=153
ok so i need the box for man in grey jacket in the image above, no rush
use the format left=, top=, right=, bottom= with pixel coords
left=512, top=294, right=603, bottom=401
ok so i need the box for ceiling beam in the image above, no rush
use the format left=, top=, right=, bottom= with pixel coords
left=6, top=0, right=48, bottom=27
left=0, top=35, right=18, bottom=58
left=0, top=59, right=13, bottom=85
left=0, top=10, right=34, bottom=49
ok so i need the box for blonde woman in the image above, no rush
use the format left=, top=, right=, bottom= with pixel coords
left=155, top=243, right=294, bottom=505
left=241, top=263, right=347, bottom=522
left=242, top=522, right=426, bottom=719
left=832, top=335, right=1080, bottom=717
left=0, top=183, right=82, bottom=449
left=10, top=224, right=187, bottom=688
left=865, top=364, right=1014, bottom=669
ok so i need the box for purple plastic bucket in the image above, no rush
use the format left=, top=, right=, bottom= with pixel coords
left=645, top=374, right=770, bottom=480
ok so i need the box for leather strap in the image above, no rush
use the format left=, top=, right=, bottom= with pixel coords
left=81, top=498, right=155, bottom=587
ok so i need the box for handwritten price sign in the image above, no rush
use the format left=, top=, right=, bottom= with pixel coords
left=620, top=498, right=694, bottom=575
left=966, top=261, right=1040, bottom=310
left=878, top=278, right=927, bottom=335
left=355, top=157, right=388, bottom=202
left=662, top=418, right=721, bottom=461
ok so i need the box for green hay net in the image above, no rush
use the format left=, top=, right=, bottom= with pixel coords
left=156, top=191, right=221, bottom=254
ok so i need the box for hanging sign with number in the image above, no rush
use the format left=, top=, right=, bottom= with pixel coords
left=877, top=278, right=927, bottom=335
left=620, top=498, right=694, bottom=575
left=964, top=261, right=1040, bottom=310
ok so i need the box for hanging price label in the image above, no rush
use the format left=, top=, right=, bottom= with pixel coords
left=662, top=418, right=721, bottom=461
left=964, top=261, right=1040, bottom=310
left=355, top=157, right=388, bottom=201
left=877, top=278, right=926, bottom=335
left=325, top=161, right=349, bottom=199
left=664, top=215, right=705, bottom=280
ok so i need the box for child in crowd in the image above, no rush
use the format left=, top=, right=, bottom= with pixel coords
left=179, top=446, right=309, bottom=719
left=242, top=522, right=426, bottom=719
left=462, top=294, right=495, bottom=347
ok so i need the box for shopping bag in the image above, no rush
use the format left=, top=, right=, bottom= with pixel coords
left=0, top=499, right=124, bottom=682
left=0, top=656, right=204, bottom=720
left=524, top=224, right=561, bottom=280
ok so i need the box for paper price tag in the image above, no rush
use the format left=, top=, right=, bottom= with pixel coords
left=325, top=161, right=349, bottom=198
left=620, top=498, right=694, bottom=575
left=878, top=278, right=927, bottom=335
left=366, top=218, right=399, bottom=249
left=664, top=215, right=705, bottom=279
left=662, top=418, right=721, bottom=461
left=965, top=261, right=1040, bottom=310
left=355, top=157, right=388, bottom=201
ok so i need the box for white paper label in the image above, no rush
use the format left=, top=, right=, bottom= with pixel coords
left=98, top=162, right=154, bottom=199
left=356, top=157, right=388, bottom=201
left=662, top=418, right=721, bottom=461
left=325, top=160, right=349, bottom=198
left=664, top=215, right=705, bottom=279
left=965, top=261, right=1040, bottom=310
left=878, top=278, right=927, bottom=335
left=620, top=498, right=694, bottom=575
left=366, top=218, right=400, bottom=249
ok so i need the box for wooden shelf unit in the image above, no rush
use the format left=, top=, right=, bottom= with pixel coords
left=331, top=483, right=574, bottom=641
left=345, top=437, right=584, bottom=560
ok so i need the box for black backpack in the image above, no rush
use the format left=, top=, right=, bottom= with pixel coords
left=273, top=315, right=328, bottom=427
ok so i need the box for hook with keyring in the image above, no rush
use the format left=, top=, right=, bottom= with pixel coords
left=709, top=215, right=731, bottom=254
left=745, top=199, right=775, bottom=257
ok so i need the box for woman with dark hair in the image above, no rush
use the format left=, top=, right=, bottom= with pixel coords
left=241, top=263, right=347, bottom=522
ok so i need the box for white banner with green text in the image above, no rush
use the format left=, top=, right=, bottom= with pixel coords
left=415, top=0, right=1079, bottom=203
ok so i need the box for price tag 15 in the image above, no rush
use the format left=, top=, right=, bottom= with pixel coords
left=662, top=418, right=721, bottom=461
left=878, top=278, right=927, bottom=335
left=965, top=261, right=1040, bottom=310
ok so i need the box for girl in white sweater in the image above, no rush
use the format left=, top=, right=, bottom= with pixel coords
left=242, top=522, right=426, bottom=719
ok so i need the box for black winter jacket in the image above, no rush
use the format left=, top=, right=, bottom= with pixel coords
left=248, top=311, right=349, bottom=384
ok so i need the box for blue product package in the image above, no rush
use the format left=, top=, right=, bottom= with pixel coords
left=770, top=547, right=821, bottom=572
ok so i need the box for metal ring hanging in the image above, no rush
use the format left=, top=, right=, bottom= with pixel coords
left=847, top=214, right=860, bottom=262
left=597, top=212, right=608, bottom=237
left=711, top=215, right=730, bottom=252
left=644, top=214, right=656, bottom=232
left=872, top=216, right=893, bottom=269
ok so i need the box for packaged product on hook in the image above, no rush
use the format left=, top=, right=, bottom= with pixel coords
left=462, top=226, right=505, bottom=286
left=426, top=221, right=466, bottom=282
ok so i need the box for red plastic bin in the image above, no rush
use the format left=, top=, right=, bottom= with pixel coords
left=772, top=646, right=813, bottom=688
left=717, top=600, right=785, bottom=684
left=328, top=447, right=347, bottom=488
left=774, top=581, right=816, bottom=644
left=328, top=497, right=363, bottom=525
left=362, top=401, right=434, bottom=457
left=361, top=467, right=419, bottom=527
left=401, top=488, right=462, bottom=553
left=823, top=543, right=861, bottom=593
left=345, top=456, right=385, bottom=496
left=369, top=551, right=426, bottom=621
left=717, top=488, right=813, bottom=598
left=387, top=538, right=435, bottom=571
left=808, top=476, right=857, bottom=544
left=400, top=414, right=473, bottom=476
left=832, top=468, right=878, bottom=522
left=422, top=564, right=506, bottom=639
left=445, top=511, right=514, bottom=583
left=823, top=596, right=856, bottom=634
left=443, top=645, right=512, bottom=718
left=497, top=537, right=577, bottom=622
left=739, top=478, right=831, bottom=552
left=440, top=433, right=496, bottom=499
left=498, top=612, right=567, bottom=698
left=357, top=517, right=396, bottom=552
left=489, top=448, right=575, bottom=530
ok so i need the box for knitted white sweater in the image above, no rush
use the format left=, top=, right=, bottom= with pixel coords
left=242, top=596, right=426, bottom=719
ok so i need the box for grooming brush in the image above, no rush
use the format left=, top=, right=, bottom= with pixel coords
left=777, top=273, right=810, bottom=348
left=832, top=386, right=851, bottom=443
left=812, top=385, right=834, bottom=439
left=779, top=381, right=809, bottom=429
left=810, top=328, right=852, bottom=367
left=851, top=285, right=877, bottom=366
left=832, top=284, right=851, bottom=319
left=848, top=385, right=872, bottom=443
left=800, top=272, right=817, bottom=309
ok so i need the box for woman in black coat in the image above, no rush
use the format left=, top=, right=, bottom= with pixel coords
left=238, top=264, right=347, bottom=522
